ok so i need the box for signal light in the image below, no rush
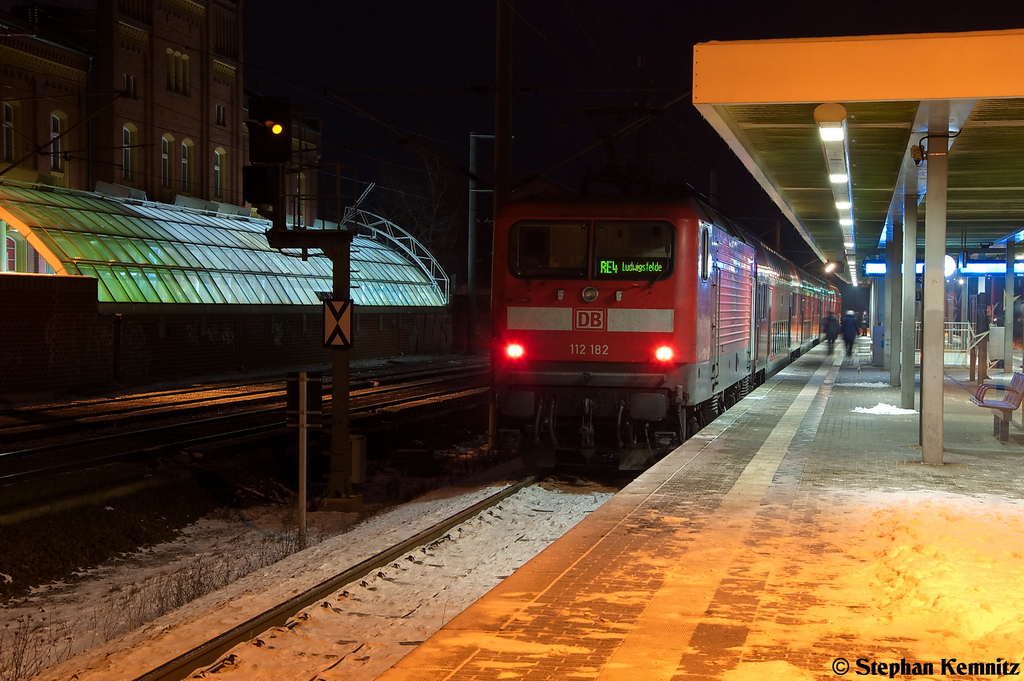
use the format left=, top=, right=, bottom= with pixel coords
left=247, top=96, right=292, bottom=164
left=506, top=343, right=524, bottom=359
left=655, top=346, right=674, bottom=362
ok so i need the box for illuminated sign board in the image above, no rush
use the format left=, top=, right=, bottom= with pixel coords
left=863, top=260, right=1022, bottom=276
left=595, top=258, right=666, bottom=278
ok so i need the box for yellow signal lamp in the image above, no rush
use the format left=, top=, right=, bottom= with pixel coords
left=267, top=120, right=284, bottom=135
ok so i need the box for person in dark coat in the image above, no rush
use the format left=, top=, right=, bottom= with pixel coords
left=823, top=310, right=839, bottom=355
left=841, top=310, right=859, bottom=356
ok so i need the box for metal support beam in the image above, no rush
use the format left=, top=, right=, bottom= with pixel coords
left=1005, top=239, right=1016, bottom=374
left=494, top=0, right=513, bottom=214
left=902, top=196, right=917, bottom=409
left=890, top=224, right=903, bottom=387
left=884, top=236, right=894, bottom=371
left=921, top=109, right=949, bottom=465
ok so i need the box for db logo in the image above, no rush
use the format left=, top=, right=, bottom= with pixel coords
left=574, top=308, right=606, bottom=330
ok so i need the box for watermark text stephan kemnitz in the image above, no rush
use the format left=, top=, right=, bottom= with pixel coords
left=831, top=657, right=1020, bottom=677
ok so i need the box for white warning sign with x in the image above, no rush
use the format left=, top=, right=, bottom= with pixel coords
left=323, top=299, right=353, bottom=348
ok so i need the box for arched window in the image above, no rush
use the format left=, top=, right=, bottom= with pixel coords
left=50, top=111, right=68, bottom=173
left=181, top=54, right=190, bottom=96
left=213, top=148, right=225, bottom=198
left=2, top=100, right=17, bottom=164
left=5, top=234, right=15, bottom=272
left=122, top=124, right=138, bottom=181
left=166, top=48, right=175, bottom=91
left=160, top=134, right=174, bottom=188
left=166, top=49, right=191, bottom=95
left=180, top=139, right=193, bottom=193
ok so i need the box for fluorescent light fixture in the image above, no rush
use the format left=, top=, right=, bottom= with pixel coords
left=819, top=126, right=844, bottom=141
left=814, top=103, right=855, bottom=265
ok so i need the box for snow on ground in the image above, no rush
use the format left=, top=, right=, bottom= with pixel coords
left=736, top=490, right=1024, bottom=672
left=836, top=382, right=893, bottom=389
left=183, top=484, right=613, bottom=680
left=853, top=403, right=919, bottom=415
left=23, top=479, right=611, bottom=681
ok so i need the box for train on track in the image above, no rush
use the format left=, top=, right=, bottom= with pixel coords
left=490, top=193, right=837, bottom=469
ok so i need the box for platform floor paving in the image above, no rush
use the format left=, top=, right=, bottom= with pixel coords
left=376, top=338, right=1024, bottom=681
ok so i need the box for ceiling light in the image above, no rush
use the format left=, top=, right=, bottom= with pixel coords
left=819, top=125, right=844, bottom=142
left=840, top=219, right=853, bottom=226
left=830, top=173, right=848, bottom=183
left=836, top=201, right=851, bottom=209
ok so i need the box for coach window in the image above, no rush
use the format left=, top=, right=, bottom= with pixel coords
left=509, top=220, right=588, bottom=279
left=700, top=224, right=711, bottom=282
left=593, top=220, right=673, bottom=280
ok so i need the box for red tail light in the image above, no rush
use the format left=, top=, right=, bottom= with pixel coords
left=506, top=343, right=525, bottom=359
left=655, top=346, right=674, bottom=362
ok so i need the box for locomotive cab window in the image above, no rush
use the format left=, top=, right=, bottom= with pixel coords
left=509, top=220, right=588, bottom=279
left=593, top=220, right=673, bottom=280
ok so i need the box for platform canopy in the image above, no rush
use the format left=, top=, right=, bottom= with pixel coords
left=0, top=181, right=448, bottom=309
left=693, top=29, right=1024, bottom=283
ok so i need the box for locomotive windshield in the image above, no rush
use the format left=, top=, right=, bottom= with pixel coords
left=509, top=221, right=589, bottom=279
left=593, top=220, right=673, bottom=280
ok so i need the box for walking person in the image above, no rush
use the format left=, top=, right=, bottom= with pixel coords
left=841, top=310, right=859, bottom=357
left=859, top=312, right=869, bottom=337
left=823, top=309, right=839, bottom=355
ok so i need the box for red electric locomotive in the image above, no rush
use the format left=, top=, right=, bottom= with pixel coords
left=490, top=193, right=836, bottom=469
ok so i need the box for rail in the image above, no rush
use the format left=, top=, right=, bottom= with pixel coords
left=132, top=476, right=538, bottom=681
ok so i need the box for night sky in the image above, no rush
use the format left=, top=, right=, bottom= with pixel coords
left=241, top=0, right=1024, bottom=272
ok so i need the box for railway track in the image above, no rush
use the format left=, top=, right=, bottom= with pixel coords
left=131, top=476, right=539, bottom=681
left=0, top=356, right=489, bottom=447
left=0, top=357, right=490, bottom=514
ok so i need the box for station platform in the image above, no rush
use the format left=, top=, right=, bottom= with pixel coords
left=377, top=337, right=1024, bottom=681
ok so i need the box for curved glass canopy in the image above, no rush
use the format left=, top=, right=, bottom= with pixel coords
left=0, top=182, right=447, bottom=307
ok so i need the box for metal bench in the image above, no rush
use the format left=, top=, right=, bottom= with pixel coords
left=970, top=371, right=1024, bottom=441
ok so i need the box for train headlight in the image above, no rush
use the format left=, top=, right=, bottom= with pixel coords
left=581, top=286, right=600, bottom=303
left=506, top=343, right=525, bottom=359
left=655, top=346, right=674, bottom=362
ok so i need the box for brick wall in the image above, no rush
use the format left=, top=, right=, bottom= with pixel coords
left=1, top=274, right=455, bottom=402
left=0, top=273, right=111, bottom=401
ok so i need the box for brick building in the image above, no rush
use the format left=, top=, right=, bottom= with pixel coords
left=0, top=1, right=452, bottom=401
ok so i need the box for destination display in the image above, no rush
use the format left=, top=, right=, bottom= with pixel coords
left=595, top=258, right=668, bottom=279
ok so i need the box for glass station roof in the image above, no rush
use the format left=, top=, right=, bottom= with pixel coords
left=0, top=183, right=447, bottom=307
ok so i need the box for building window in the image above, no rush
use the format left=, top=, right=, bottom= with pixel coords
left=123, top=74, right=137, bottom=99
left=180, top=140, right=192, bottom=193
left=215, top=104, right=226, bottom=127
left=213, top=148, right=225, bottom=198
left=5, top=234, right=15, bottom=272
left=49, top=112, right=65, bottom=172
left=2, top=101, right=15, bottom=164
left=122, top=124, right=137, bottom=181
left=160, top=135, right=173, bottom=188
left=166, top=49, right=191, bottom=95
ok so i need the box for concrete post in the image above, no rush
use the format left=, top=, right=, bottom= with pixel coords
left=890, top=223, right=903, bottom=387
left=921, top=110, right=949, bottom=465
